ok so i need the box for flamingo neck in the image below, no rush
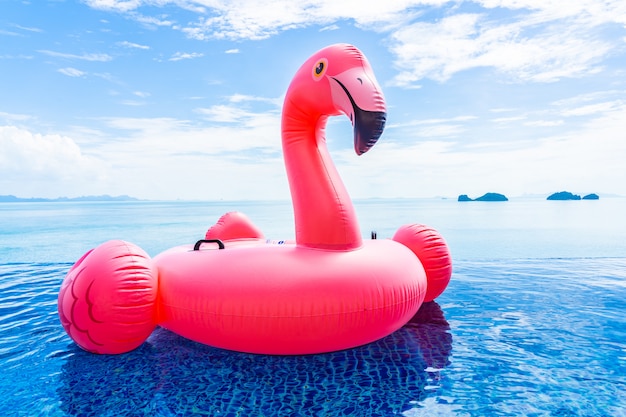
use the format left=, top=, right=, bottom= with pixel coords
left=282, top=97, right=362, bottom=250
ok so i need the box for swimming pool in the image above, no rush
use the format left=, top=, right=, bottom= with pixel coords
left=1, top=257, right=624, bottom=416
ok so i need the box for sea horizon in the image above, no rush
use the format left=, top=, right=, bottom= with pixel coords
left=2, top=193, right=625, bottom=203
left=2, top=197, right=626, bottom=264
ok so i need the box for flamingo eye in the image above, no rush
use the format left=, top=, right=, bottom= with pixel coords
left=312, top=58, right=328, bottom=81
left=315, top=62, right=324, bottom=74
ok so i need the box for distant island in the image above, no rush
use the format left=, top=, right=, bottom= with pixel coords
left=458, top=192, right=508, bottom=202
left=547, top=191, right=599, bottom=201
left=0, top=194, right=140, bottom=203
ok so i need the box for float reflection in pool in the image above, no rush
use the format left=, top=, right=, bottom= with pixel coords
left=57, top=302, right=452, bottom=416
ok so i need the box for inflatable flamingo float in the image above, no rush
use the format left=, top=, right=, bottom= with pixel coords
left=58, top=44, right=452, bottom=355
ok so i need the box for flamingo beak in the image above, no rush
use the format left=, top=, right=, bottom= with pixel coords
left=331, top=74, right=386, bottom=155
left=353, top=107, right=386, bottom=155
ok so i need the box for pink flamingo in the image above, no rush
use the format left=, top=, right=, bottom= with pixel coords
left=58, top=44, right=452, bottom=355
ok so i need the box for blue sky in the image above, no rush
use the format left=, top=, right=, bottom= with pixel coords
left=1, top=0, right=625, bottom=200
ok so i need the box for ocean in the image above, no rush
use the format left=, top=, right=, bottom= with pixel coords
left=3, top=197, right=626, bottom=263
left=1, top=198, right=625, bottom=416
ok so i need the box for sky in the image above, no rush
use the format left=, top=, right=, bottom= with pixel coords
left=1, top=0, right=625, bottom=201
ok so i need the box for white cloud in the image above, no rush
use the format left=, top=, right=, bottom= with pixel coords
left=560, top=100, right=623, bottom=117
left=83, top=0, right=142, bottom=12
left=100, top=109, right=281, bottom=154
left=94, top=72, right=121, bottom=84
left=135, top=14, right=174, bottom=27
left=3, top=96, right=625, bottom=200
left=71, top=114, right=286, bottom=200
left=0, top=29, right=20, bottom=37
left=477, top=0, right=626, bottom=25
left=76, top=1, right=624, bottom=88
left=319, top=24, right=340, bottom=32
left=491, top=115, right=527, bottom=124
left=196, top=105, right=241, bottom=123
left=225, top=48, right=239, bottom=54
left=13, top=24, right=43, bottom=33
left=169, top=51, right=204, bottom=61
left=120, top=100, right=147, bottom=106
left=90, top=1, right=442, bottom=41
left=58, top=67, right=86, bottom=77
left=227, top=93, right=282, bottom=106
left=39, top=50, right=113, bottom=61
left=524, top=119, right=564, bottom=127
left=389, top=6, right=616, bottom=85
left=392, top=115, right=478, bottom=127
left=0, top=126, right=106, bottom=196
left=118, top=40, right=150, bottom=49
left=330, top=98, right=626, bottom=198
left=0, top=112, right=33, bottom=122
left=386, top=115, right=477, bottom=141
left=6, top=0, right=626, bottom=201
left=411, top=123, right=467, bottom=138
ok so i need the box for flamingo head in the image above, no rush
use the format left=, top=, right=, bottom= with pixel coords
left=285, top=43, right=387, bottom=155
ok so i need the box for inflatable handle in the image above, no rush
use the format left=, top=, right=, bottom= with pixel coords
left=193, top=239, right=225, bottom=251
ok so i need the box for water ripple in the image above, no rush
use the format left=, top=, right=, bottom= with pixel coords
left=1, top=259, right=625, bottom=416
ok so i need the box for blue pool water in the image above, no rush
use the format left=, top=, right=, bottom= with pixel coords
left=1, top=199, right=626, bottom=416
left=2, top=259, right=625, bottom=416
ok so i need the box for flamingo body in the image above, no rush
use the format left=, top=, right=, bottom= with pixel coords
left=154, top=239, right=426, bottom=354
left=57, top=44, right=452, bottom=355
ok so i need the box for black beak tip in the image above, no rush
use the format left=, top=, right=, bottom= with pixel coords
left=354, top=111, right=386, bottom=155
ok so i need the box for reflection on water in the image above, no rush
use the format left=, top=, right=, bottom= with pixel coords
left=57, top=302, right=452, bottom=416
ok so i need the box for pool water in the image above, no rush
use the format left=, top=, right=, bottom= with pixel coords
left=1, top=258, right=624, bottom=416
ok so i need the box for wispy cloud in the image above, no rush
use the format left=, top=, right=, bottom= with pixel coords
left=13, top=24, right=43, bottom=33
left=117, top=40, right=149, bottom=49
left=94, top=72, right=122, bottom=84
left=195, top=97, right=281, bottom=127
left=196, top=105, right=245, bottom=123
left=551, top=90, right=623, bottom=107
left=389, top=2, right=623, bottom=85
left=120, top=100, right=146, bottom=106
left=78, top=1, right=625, bottom=88
left=227, top=94, right=282, bottom=106
left=404, top=116, right=478, bottom=126
left=0, top=111, right=33, bottom=122
left=524, top=119, right=564, bottom=127
left=561, top=100, right=623, bottom=117
left=135, top=14, right=173, bottom=27
left=491, top=115, right=527, bottom=124
left=97, top=113, right=281, bottom=156
left=169, top=51, right=204, bottom=61
left=339, top=104, right=626, bottom=198
left=83, top=0, right=142, bottom=13
left=6, top=0, right=626, bottom=200
left=489, top=108, right=517, bottom=113
left=0, top=54, right=34, bottom=60
left=39, top=50, right=113, bottom=61
left=177, top=1, right=432, bottom=41
left=58, top=67, right=86, bottom=77
left=0, top=29, right=20, bottom=37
